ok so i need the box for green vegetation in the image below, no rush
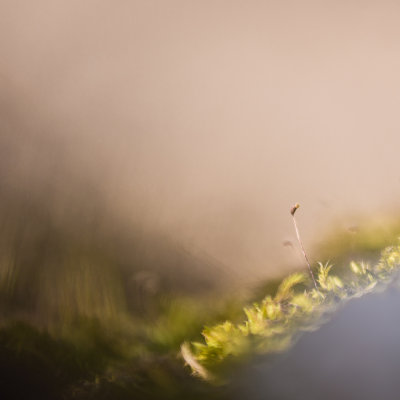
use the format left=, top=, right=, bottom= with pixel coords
left=0, top=191, right=242, bottom=399
left=0, top=300, right=235, bottom=399
left=3, top=237, right=400, bottom=398
left=1, top=195, right=400, bottom=398
left=182, top=242, right=400, bottom=381
left=317, top=214, right=400, bottom=263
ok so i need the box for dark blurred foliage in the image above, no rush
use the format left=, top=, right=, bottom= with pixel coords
left=0, top=321, right=234, bottom=400
left=0, top=174, right=235, bottom=397
left=0, top=90, right=242, bottom=399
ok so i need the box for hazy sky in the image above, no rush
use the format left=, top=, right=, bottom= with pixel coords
left=1, top=1, right=400, bottom=281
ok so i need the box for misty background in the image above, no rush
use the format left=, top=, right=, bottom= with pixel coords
left=1, top=0, right=400, bottom=286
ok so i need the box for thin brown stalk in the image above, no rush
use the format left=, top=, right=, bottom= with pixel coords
left=290, top=203, right=318, bottom=291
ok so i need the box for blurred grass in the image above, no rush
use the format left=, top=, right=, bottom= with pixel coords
left=316, top=214, right=400, bottom=262
left=0, top=298, right=241, bottom=399
left=0, top=191, right=400, bottom=398
left=0, top=187, right=242, bottom=398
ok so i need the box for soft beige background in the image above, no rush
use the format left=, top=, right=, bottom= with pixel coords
left=1, top=1, right=400, bottom=282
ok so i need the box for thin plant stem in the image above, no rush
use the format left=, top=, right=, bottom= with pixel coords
left=290, top=204, right=319, bottom=291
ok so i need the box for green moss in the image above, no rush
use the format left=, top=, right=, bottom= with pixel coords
left=183, top=241, right=400, bottom=381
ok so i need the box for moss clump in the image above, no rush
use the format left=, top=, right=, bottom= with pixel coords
left=183, top=241, right=400, bottom=381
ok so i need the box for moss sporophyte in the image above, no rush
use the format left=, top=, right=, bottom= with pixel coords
left=290, top=203, right=318, bottom=291
left=182, top=206, right=400, bottom=382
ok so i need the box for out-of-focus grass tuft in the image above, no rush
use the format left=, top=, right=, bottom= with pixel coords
left=1, top=194, right=400, bottom=398
left=317, top=214, right=400, bottom=262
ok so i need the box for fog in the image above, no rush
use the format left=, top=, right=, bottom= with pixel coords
left=1, top=0, right=400, bottom=283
